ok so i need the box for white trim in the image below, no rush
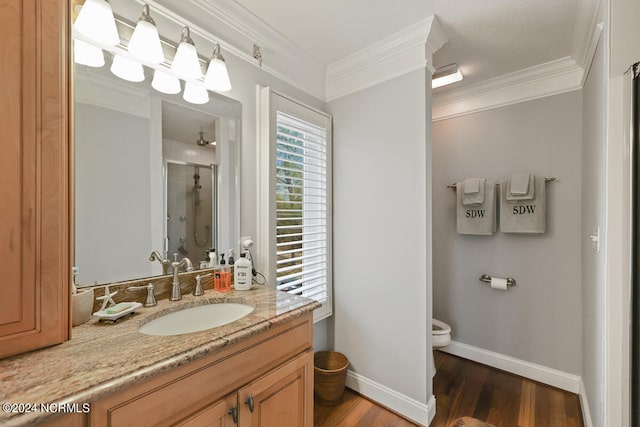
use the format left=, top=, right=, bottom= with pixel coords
left=432, top=57, right=583, bottom=121
left=345, top=370, right=430, bottom=426
left=572, top=0, right=605, bottom=71
left=427, top=395, right=436, bottom=425
left=580, top=23, right=604, bottom=85
left=325, top=16, right=446, bottom=102
left=125, top=0, right=327, bottom=100
left=440, top=341, right=581, bottom=393
left=74, top=69, right=151, bottom=118
left=579, top=379, right=594, bottom=427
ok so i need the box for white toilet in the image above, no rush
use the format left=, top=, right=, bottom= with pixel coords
left=431, top=318, right=452, bottom=377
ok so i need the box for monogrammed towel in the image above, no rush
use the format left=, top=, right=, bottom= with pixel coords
left=500, top=175, right=545, bottom=233
left=456, top=180, right=496, bottom=235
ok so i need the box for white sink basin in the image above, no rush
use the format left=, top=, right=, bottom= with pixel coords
left=139, top=303, right=254, bottom=336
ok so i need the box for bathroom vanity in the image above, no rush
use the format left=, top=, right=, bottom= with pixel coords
left=0, top=287, right=319, bottom=427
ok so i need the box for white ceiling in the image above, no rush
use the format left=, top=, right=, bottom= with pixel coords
left=162, top=102, right=216, bottom=145
left=229, top=0, right=589, bottom=91
left=232, top=0, right=433, bottom=65
left=432, top=0, right=582, bottom=89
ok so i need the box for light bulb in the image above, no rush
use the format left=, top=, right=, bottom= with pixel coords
left=183, top=81, right=209, bottom=104
left=128, top=5, right=164, bottom=64
left=204, top=44, right=231, bottom=92
left=74, top=39, right=105, bottom=68
left=152, top=69, right=181, bottom=94
left=110, top=55, right=145, bottom=82
left=171, top=27, right=202, bottom=81
left=74, top=0, right=120, bottom=46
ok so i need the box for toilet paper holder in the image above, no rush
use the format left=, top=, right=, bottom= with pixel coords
left=479, top=274, right=516, bottom=287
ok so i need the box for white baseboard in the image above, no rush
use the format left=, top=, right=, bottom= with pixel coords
left=345, top=370, right=432, bottom=426
left=440, top=341, right=581, bottom=393
left=427, top=395, right=436, bottom=425
left=579, top=379, right=594, bottom=427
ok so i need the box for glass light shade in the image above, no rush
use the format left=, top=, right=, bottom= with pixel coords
left=204, top=58, right=231, bottom=92
left=74, top=39, right=105, bottom=68
left=152, top=69, right=181, bottom=94
left=171, top=42, right=201, bottom=81
left=110, top=55, right=145, bottom=82
left=74, top=0, right=120, bottom=46
left=183, top=81, right=209, bottom=104
left=128, top=20, right=164, bottom=64
left=432, top=64, right=463, bottom=89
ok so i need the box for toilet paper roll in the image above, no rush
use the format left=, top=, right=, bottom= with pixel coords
left=490, top=277, right=508, bottom=290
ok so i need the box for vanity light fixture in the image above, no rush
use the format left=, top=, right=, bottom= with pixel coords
left=432, top=63, right=463, bottom=89
left=74, top=0, right=120, bottom=46
left=74, top=39, right=105, bottom=68
left=204, top=44, right=232, bottom=92
left=110, top=54, right=145, bottom=82
left=128, top=4, right=164, bottom=64
left=183, top=81, right=209, bottom=104
left=152, top=69, right=181, bottom=94
left=171, top=27, right=202, bottom=81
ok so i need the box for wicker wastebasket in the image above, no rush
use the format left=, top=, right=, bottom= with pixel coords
left=314, top=351, right=349, bottom=406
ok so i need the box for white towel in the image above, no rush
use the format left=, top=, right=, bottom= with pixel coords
left=500, top=175, right=546, bottom=234
left=506, top=173, right=535, bottom=201
left=462, top=178, right=486, bottom=206
left=509, top=173, right=530, bottom=195
left=457, top=180, right=496, bottom=235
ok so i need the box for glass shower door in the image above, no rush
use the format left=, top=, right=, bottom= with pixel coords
left=165, top=162, right=217, bottom=266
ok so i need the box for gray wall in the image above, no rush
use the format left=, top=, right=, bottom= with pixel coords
left=432, top=91, right=583, bottom=374
left=581, top=35, right=606, bottom=427
left=328, top=69, right=431, bottom=405
left=75, top=104, right=154, bottom=284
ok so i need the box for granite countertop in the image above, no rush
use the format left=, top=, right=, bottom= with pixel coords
left=0, top=286, right=319, bottom=426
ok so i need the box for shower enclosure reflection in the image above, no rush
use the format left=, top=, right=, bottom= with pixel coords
left=165, top=162, right=217, bottom=266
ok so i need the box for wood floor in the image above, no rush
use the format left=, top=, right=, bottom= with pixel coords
left=314, top=352, right=584, bottom=427
left=432, top=351, right=584, bottom=427
left=314, top=388, right=418, bottom=426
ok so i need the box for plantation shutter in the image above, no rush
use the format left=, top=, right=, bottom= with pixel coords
left=274, top=106, right=332, bottom=320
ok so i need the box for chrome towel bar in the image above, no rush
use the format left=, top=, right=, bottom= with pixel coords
left=446, top=177, right=556, bottom=190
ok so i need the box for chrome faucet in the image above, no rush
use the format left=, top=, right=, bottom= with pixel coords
left=149, top=250, right=171, bottom=275
left=127, top=283, right=157, bottom=307
left=170, top=254, right=194, bottom=301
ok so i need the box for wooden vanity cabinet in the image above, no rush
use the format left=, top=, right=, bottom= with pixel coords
left=0, top=0, right=71, bottom=358
left=175, top=393, right=237, bottom=427
left=90, top=313, right=314, bottom=427
left=177, top=351, right=311, bottom=427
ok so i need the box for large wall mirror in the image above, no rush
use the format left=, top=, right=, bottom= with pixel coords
left=74, top=57, right=241, bottom=286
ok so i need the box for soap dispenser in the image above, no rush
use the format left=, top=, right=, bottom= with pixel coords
left=215, top=254, right=231, bottom=292
left=234, top=252, right=252, bottom=291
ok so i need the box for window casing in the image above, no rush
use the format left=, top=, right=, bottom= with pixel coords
left=258, top=89, right=332, bottom=321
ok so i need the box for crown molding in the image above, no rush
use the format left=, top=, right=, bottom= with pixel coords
left=325, top=16, right=447, bottom=102
left=432, top=56, right=583, bottom=121
left=189, top=0, right=327, bottom=99
left=572, top=0, right=605, bottom=71
left=121, top=0, right=327, bottom=100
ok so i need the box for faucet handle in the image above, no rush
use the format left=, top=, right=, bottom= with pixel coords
left=193, top=273, right=211, bottom=296
left=127, top=283, right=157, bottom=307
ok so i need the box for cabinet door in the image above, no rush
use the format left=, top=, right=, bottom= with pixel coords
left=0, top=0, right=70, bottom=358
left=238, top=350, right=313, bottom=427
left=176, top=394, right=238, bottom=427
